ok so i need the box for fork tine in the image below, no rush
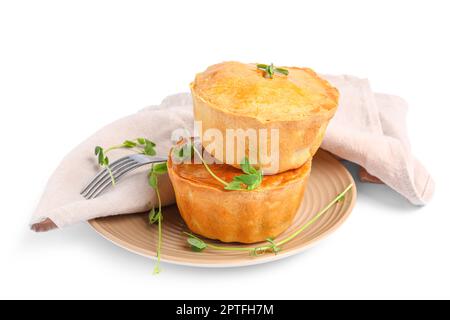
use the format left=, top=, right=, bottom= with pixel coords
left=87, top=162, right=144, bottom=199
left=80, top=156, right=131, bottom=195
left=82, top=159, right=138, bottom=199
left=80, top=157, right=135, bottom=196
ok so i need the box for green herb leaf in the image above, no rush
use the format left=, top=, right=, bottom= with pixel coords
left=134, top=138, right=157, bottom=156
left=149, top=207, right=159, bottom=224
left=187, top=237, right=207, bottom=252
left=98, top=152, right=104, bottom=164
left=152, top=162, right=168, bottom=174
left=146, top=139, right=156, bottom=147
left=149, top=206, right=155, bottom=218
left=240, top=157, right=257, bottom=175
left=174, top=146, right=184, bottom=159
left=246, top=175, right=262, bottom=191
left=143, top=143, right=157, bottom=156
left=233, top=174, right=260, bottom=186
left=148, top=171, right=158, bottom=189
left=95, top=146, right=102, bottom=156
left=231, top=157, right=263, bottom=190
left=174, top=142, right=194, bottom=161
left=224, top=180, right=244, bottom=190
left=122, top=140, right=137, bottom=148
left=256, top=63, right=289, bottom=79
left=95, top=146, right=105, bottom=165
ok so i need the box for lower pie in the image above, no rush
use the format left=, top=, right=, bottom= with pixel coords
left=167, top=142, right=312, bottom=243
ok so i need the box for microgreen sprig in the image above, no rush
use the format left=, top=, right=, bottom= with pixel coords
left=174, top=141, right=263, bottom=191
left=225, top=157, right=263, bottom=191
left=257, top=63, right=289, bottom=79
left=93, top=138, right=165, bottom=274
left=104, top=138, right=156, bottom=156
left=185, top=183, right=354, bottom=255
left=94, top=146, right=115, bottom=184
left=94, top=138, right=156, bottom=185
left=147, top=161, right=168, bottom=274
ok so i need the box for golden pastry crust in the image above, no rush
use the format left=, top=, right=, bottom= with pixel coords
left=192, top=61, right=338, bottom=122
left=191, top=61, right=339, bottom=174
left=167, top=145, right=311, bottom=244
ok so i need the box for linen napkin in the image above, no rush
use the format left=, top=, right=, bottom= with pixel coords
left=30, top=76, right=434, bottom=231
left=322, top=75, right=434, bottom=206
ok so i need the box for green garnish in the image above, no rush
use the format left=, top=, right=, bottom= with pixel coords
left=187, top=236, right=207, bottom=252
left=184, top=183, right=354, bottom=255
left=173, top=141, right=194, bottom=162
left=147, top=161, right=168, bottom=274
left=94, top=146, right=115, bottom=184
left=94, top=138, right=165, bottom=274
left=257, top=63, right=289, bottom=79
left=225, top=157, right=263, bottom=190
left=174, top=141, right=263, bottom=191
left=265, top=238, right=281, bottom=254
left=94, top=138, right=157, bottom=186
left=101, top=138, right=156, bottom=155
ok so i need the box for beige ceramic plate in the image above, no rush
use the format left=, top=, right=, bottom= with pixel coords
left=89, top=150, right=356, bottom=267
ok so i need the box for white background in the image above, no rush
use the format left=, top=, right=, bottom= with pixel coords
left=0, top=0, right=449, bottom=300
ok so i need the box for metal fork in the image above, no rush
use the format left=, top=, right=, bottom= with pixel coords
left=81, top=154, right=167, bottom=199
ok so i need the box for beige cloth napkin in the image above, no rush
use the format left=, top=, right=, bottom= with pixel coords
left=30, top=75, right=434, bottom=231
left=322, top=75, right=434, bottom=206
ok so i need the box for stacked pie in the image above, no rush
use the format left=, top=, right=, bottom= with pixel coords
left=168, top=61, right=339, bottom=243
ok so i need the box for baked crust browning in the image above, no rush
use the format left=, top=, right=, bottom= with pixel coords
left=167, top=147, right=311, bottom=243
left=191, top=61, right=339, bottom=174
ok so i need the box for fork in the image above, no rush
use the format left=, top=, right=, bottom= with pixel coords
left=81, top=154, right=167, bottom=199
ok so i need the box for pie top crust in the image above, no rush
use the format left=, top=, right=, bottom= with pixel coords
left=191, top=61, right=339, bottom=122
